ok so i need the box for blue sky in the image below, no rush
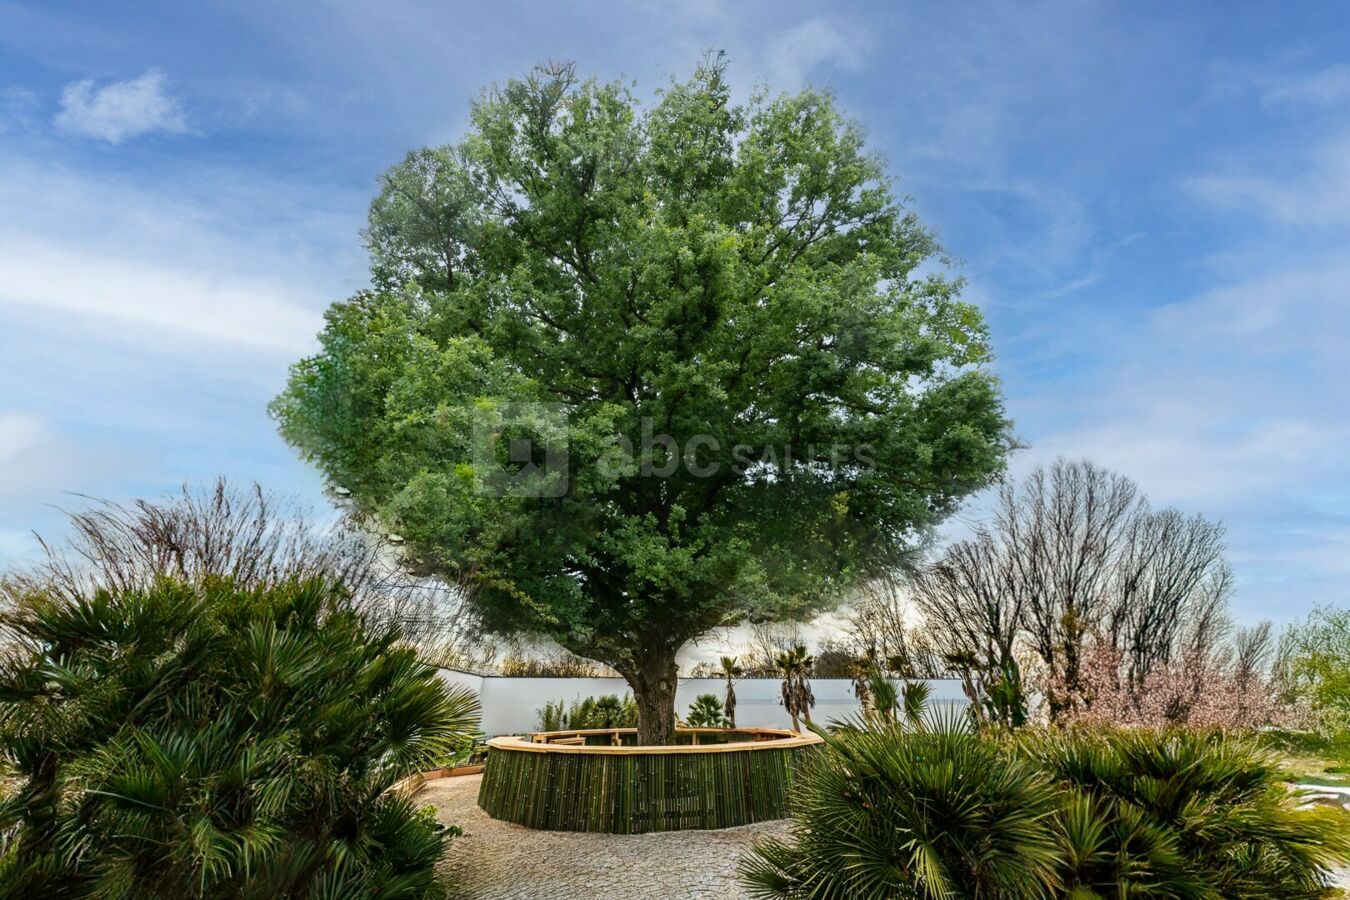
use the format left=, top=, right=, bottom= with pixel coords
left=1, top=1, right=1347, bottom=625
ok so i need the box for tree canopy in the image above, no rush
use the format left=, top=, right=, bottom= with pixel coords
left=272, top=56, right=1009, bottom=742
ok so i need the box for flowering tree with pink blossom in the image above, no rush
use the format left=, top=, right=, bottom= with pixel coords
left=1047, top=640, right=1298, bottom=729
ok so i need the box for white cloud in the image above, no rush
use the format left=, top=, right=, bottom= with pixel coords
left=0, top=412, right=128, bottom=507
left=0, top=239, right=321, bottom=354
left=0, top=154, right=363, bottom=358
left=764, top=19, right=869, bottom=87
left=0, top=412, right=48, bottom=469
left=1024, top=263, right=1350, bottom=505
left=0, top=87, right=39, bottom=134
left=55, top=69, right=187, bottom=143
left=1187, top=133, right=1350, bottom=227
left=1261, top=64, right=1350, bottom=107
left=1001, top=260, right=1350, bottom=619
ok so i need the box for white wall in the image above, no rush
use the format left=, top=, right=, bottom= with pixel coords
left=438, top=669, right=970, bottom=736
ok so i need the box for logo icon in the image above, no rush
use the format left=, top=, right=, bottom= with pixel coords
left=469, top=401, right=569, bottom=497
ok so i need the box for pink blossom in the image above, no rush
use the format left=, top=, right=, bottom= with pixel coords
left=1045, top=641, right=1297, bottom=729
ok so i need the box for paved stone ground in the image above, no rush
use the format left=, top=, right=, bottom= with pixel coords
left=426, top=774, right=788, bottom=899
left=1294, top=784, right=1350, bottom=891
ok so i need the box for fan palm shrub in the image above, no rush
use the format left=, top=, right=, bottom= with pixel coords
left=0, top=575, right=480, bottom=898
left=685, top=694, right=730, bottom=728
left=1024, top=728, right=1350, bottom=898
left=901, top=680, right=931, bottom=728
left=533, top=694, right=638, bottom=731
left=865, top=672, right=898, bottom=721
left=575, top=694, right=637, bottom=730
left=743, top=715, right=1350, bottom=900
left=741, top=717, right=1064, bottom=899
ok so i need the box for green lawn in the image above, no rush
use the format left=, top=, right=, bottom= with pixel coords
left=1267, top=729, right=1350, bottom=786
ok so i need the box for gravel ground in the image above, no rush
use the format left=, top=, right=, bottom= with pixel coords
left=425, top=775, right=1350, bottom=896
left=426, top=774, right=788, bottom=899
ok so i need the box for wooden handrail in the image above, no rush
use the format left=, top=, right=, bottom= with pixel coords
left=490, top=726, right=822, bottom=755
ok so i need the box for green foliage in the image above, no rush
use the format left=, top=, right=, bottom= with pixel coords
left=982, top=657, right=1029, bottom=728
left=901, top=680, right=930, bottom=728
left=1023, top=728, right=1350, bottom=899
left=535, top=699, right=567, bottom=732
left=1284, top=606, right=1350, bottom=736
left=866, top=672, right=898, bottom=719
left=271, top=55, right=1010, bottom=742
left=741, top=717, right=1063, bottom=899
left=685, top=694, right=730, bottom=728
left=743, top=719, right=1350, bottom=900
left=0, top=576, right=480, bottom=898
left=535, top=694, right=638, bottom=731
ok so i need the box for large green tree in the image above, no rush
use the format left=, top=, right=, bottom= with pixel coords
left=272, top=58, right=1010, bottom=744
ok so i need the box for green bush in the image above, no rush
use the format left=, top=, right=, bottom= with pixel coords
left=0, top=576, right=480, bottom=898
left=1024, top=728, right=1350, bottom=898
left=534, top=694, right=637, bottom=732
left=685, top=694, right=729, bottom=728
left=743, top=719, right=1350, bottom=899
left=741, top=719, right=1063, bottom=898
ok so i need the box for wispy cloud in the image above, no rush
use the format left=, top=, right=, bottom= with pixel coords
left=0, top=239, right=320, bottom=354
left=1261, top=63, right=1350, bottom=107
left=0, top=411, right=128, bottom=506
left=0, top=412, right=47, bottom=470
left=1187, top=131, right=1350, bottom=228
left=763, top=18, right=870, bottom=87
left=1028, top=261, right=1350, bottom=500
left=55, top=68, right=187, bottom=143
left=1010, top=257, right=1350, bottom=618
left=0, top=153, right=364, bottom=358
left=0, top=86, right=39, bottom=134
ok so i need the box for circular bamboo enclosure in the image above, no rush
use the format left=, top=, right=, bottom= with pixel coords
left=477, top=727, right=823, bottom=833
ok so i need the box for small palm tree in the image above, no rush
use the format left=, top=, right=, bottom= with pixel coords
left=902, top=679, right=930, bottom=727
left=686, top=693, right=730, bottom=728
left=591, top=694, right=631, bottom=729
left=1023, top=728, right=1350, bottom=895
left=850, top=646, right=879, bottom=713
left=867, top=671, right=898, bottom=721
left=719, top=655, right=743, bottom=727
left=776, top=644, right=815, bottom=732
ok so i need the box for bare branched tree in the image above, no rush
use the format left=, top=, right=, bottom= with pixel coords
left=911, top=532, right=1028, bottom=725
left=742, top=622, right=806, bottom=677
left=1108, top=507, right=1231, bottom=685
left=1, top=479, right=494, bottom=670
left=845, top=576, right=944, bottom=678
left=913, top=459, right=1236, bottom=722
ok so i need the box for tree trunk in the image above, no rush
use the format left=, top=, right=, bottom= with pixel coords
left=622, top=646, right=679, bottom=745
